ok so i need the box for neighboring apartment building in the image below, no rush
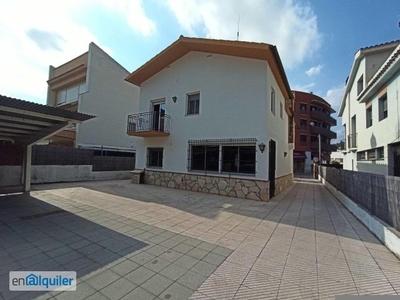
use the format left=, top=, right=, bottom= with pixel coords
left=338, top=40, right=400, bottom=176
left=47, top=42, right=140, bottom=153
left=293, top=91, right=337, bottom=174
left=126, top=36, right=294, bottom=201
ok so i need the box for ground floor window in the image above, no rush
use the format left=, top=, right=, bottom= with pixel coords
left=188, top=138, right=257, bottom=175
left=147, top=148, right=163, bottom=167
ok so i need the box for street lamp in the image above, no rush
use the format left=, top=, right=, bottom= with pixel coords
left=258, top=143, right=266, bottom=153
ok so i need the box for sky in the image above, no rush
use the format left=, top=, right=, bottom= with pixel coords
left=0, top=0, right=399, bottom=142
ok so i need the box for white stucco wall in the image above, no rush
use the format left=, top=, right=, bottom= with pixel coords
left=76, top=43, right=141, bottom=151
left=135, top=51, right=292, bottom=181
left=342, top=57, right=400, bottom=175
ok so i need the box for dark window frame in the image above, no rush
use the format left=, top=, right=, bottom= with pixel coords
left=366, top=106, right=372, bottom=128
left=271, top=87, right=275, bottom=115
left=147, top=148, right=163, bottom=168
left=187, top=92, right=200, bottom=115
left=379, top=93, right=388, bottom=121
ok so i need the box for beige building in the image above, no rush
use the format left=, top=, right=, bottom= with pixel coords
left=47, top=42, right=140, bottom=152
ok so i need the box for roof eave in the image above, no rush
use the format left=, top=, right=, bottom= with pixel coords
left=359, top=57, right=400, bottom=103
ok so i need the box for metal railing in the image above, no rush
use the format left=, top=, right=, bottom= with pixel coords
left=127, top=112, right=171, bottom=134
left=347, top=133, right=357, bottom=149
left=310, top=110, right=337, bottom=125
left=310, top=126, right=337, bottom=139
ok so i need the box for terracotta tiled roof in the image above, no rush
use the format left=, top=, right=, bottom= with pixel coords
left=359, top=40, right=400, bottom=51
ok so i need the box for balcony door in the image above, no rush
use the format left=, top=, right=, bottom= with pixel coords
left=152, top=101, right=165, bottom=132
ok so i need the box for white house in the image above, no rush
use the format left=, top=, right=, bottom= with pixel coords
left=338, top=40, right=400, bottom=176
left=126, top=36, right=294, bottom=201
left=47, top=42, right=140, bottom=153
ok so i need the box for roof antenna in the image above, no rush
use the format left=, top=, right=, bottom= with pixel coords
left=237, top=14, right=240, bottom=41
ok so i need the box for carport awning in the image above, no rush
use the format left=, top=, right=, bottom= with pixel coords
left=0, top=94, right=95, bottom=146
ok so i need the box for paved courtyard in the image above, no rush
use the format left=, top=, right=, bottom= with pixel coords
left=0, top=179, right=399, bottom=300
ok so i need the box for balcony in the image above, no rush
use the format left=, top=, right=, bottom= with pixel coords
left=127, top=112, right=171, bottom=137
left=310, top=141, right=337, bottom=152
left=347, top=133, right=357, bottom=149
left=310, top=110, right=336, bottom=126
left=310, top=126, right=337, bottom=139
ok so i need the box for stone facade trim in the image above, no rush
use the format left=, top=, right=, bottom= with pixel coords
left=131, top=169, right=293, bottom=201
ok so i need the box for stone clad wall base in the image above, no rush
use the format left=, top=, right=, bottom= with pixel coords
left=144, top=170, right=269, bottom=201
left=274, top=173, right=294, bottom=196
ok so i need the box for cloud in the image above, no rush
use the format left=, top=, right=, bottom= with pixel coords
left=100, top=0, right=157, bottom=37
left=0, top=0, right=154, bottom=104
left=305, top=64, right=323, bottom=76
left=165, top=0, right=322, bottom=68
left=291, top=82, right=315, bottom=92
left=325, top=85, right=345, bottom=111
left=26, top=29, right=64, bottom=52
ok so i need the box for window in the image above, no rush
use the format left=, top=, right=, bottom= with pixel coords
left=280, top=102, right=283, bottom=119
left=147, top=148, right=163, bottom=167
left=270, top=87, right=275, bottom=115
left=357, top=75, right=364, bottom=95
left=367, top=149, right=376, bottom=160
left=379, top=93, right=388, bottom=121
left=187, top=93, right=200, bottom=115
left=357, top=151, right=366, bottom=161
left=191, top=146, right=219, bottom=172
left=300, top=119, right=307, bottom=127
left=377, top=147, right=384, bottom=160
left=222, top=146, right=256, bottom=174
left=56, top=82, right=85, bottom=106
left=366, top=106, right=372, bottom=128
left=300, top=134, right=307, bottom=146
left=300, top=103, right=307, bottom=112
left=188, top=139, right=257, bottom=175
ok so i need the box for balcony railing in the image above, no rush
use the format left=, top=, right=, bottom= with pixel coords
left=310, top=110, right=337, bottom=126
left=127, top=112, right=171, bottom=137
left=347, top=133, right=357, bottom=149
left=310, top=141, right=337, bottom=152
left=310, top=126, right=337, bottom=139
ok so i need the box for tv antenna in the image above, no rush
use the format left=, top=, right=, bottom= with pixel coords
left=237, top=14, right=240, bottom=41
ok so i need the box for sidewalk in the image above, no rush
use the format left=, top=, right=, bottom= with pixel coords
left=0, top=179, right=399, bottom=299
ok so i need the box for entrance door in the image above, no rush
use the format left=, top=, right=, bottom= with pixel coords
left=152, top=102, right=165, bottom=131
left=269, top=140, right=276, bottom=198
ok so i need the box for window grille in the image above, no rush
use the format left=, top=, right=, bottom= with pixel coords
left=187, top=138, right=257, bottom=175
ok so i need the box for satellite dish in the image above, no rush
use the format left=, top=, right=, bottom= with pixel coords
left=310, top=121, right=315, bottom=127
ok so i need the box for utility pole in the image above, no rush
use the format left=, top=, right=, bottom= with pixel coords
left=318, top=134, right=322, bottom=165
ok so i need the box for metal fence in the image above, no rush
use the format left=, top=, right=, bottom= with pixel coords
left=1, top=145, right=136, bottom=171
left=319, top=166, right=400, bottom=232
left=32, top=145, right=135, bottom=171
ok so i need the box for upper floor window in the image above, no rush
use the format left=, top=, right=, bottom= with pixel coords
left=366, top=106, right=372, bottom=128
left=280, top=102, right=283, bottom=119
left=300, top=119, right=307, bottom=127
left=270, top=87, right=276, bottom=115
left=56, top=82, right=85, bottom=106
left=300, top=103, right=307, bottom=112
left=187, top=93, right=200, bottom=115
left=357, top=75, right=364, bottom=95
left=147, top=148, right=163, bottom=168
left=379, top=93, right=388, bottom=121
